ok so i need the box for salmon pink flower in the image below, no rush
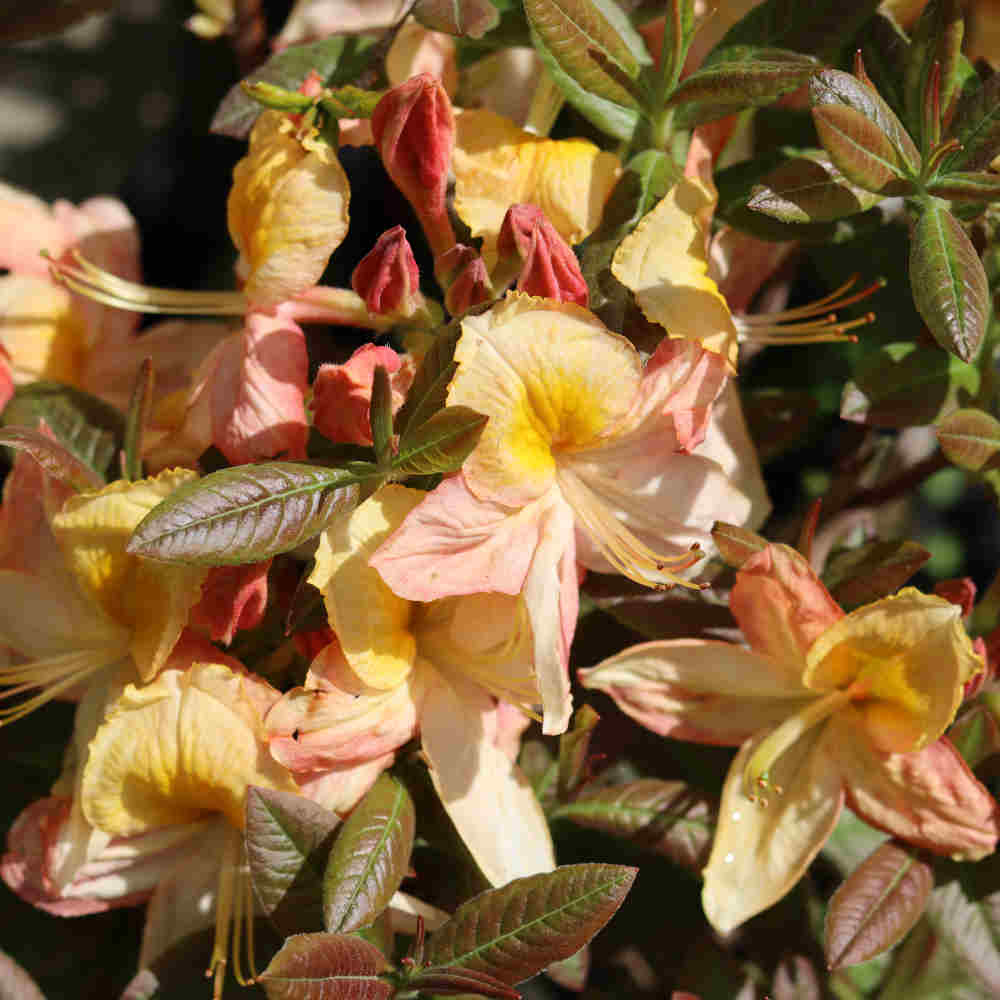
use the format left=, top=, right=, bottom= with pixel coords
left=581, top=543, right=999, bottom=933
left=371, top=293, right=770, bottom=734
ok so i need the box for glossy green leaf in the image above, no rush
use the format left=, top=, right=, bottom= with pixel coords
left=0, top=425, right=104, bottom=492
left=841, top=341, right=980, bottom=427
left=245, top=787, right=341, bottom=937
left=748, top=152, right=882, bottom=223
left=812, top=105, right=906, bottom=192
left=909, top=202, right=989, bottom=363
left=825, top=840, right=933, bottom=969
left=903, top=0, right=966, bottom=138
left=413, top=0, right=500, bottom=37
left=711, top=521, right=767, bottom=568
left=211, top=36, right=375, bottom=139
left=938, top=408, right=1000, bottom=471
left=824, top=540, right=931, bottom=610
left=552, top=780, right=715, bottom=871
left=0, top=0, right=112, bottom=42
left=524, top=0, right=646, bottom=140
left=318, top=85, right=384, bottom=120
left=392, top=405, right=488, bottom=477
left=928, top=171, right=1000, bottom=202
left=3, top=381, right=123, bottom=481
left=258, top=933, right=392, bottom=1000
left=394, top=323, right=461, bottom=440
left=557, top=705, right=600, bottom=801
left=424, top=863, right=636, bottom=985
left=323, top=774, right=415, bottom=934
left=407, top=966, right=520, bottom=998
left=944, top=72, right=1000, bottom=172
left=810, top=69, right=920, bottom=175
left=127, top=462, right=365, bottom=565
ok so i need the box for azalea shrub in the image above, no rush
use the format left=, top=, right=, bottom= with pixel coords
left=3, top=0, right=1000, bottom=998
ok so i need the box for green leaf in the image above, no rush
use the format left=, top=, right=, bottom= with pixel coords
left=812, top=104, right=908, bottom=192
left=857, top=14, right=911, bottom=120
left=245, top=787, right=341, bottom=938
left=318, top=85, right=384, bottom=120
left=211, top=37, right=375, bottom=139
left=925, top=874, right=1000, bottom=995
left=711, top=521, right=768, bottom=568
left=928, top=171, right=1000, bottom=203
left=669, top=47, right=819, bottom=127
left=407, top=966, right=520, bottom=998
left=394, top=323, right=461, bottom=441
left=369, top=366, right=394, bottom=469
left=648, top=0, right=698, bottom=96
left=424, top=863, right=637, bottom=985
left=840, top=341, right=980, bottom=427
left=825, top=840, right=933, bottom=969
left=810, top=69, right=921, bottom=175
left=823, top=540, right=932, bottom=610
left=937, top=408, right=1000, bottom=471
left=126, top=462, right=365, bottom=565
left=903, top=0, right=966, bottom=139
left=413, top=0, right=500, bottom=38
left=258, top=933, right=392, bottom=1000
left=392, top=405, right=488, bottom=477
left=909, top=202, right=990, bottom=363
left=944, top=72, right=1000, bottom=172
left=524, top=0, right=646, bottom=140
left=0, top=0, right=112, bottom=42
left=0, top=425, right=104, bottom=492
left=748, top=152, right=882, bottom=223
left=949, top=704, right=1000, bottom=771
left=323, top=774, right=415, bottom=934
left=3, top=381, right=123, bottom=481
left=557, top=704, right=600, bottom=801
left=551, top=779, right=715, bottom=871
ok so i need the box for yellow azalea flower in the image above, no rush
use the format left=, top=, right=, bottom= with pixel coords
left=581, top=543, right=999, bottom=933
left=268, top=484, right=555, bottom=887
left=0, top=467, right=208, bottom=725
left=228, top=109, right=351, bottom=310
left=452, top=109, right=621, bottom=267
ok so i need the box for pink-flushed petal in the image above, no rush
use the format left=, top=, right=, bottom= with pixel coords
left=731, top=544, right=843, bottom=684
left=312, top=343, right=413, bottom=446
left=197, top=307, right=309, bottom=465
left=495, top=699, right=533, bottom=762
left=420, top=670, right=555, bottom=886
left=708, top=227, right=797, bottom=315
left=266, top=644, right=424, bottom=773
left=834, top=719, right=1000, bottom=859
left=0, top=183, right=72, bottom=276
left=580, top=639, right=813, bottom=746
left=296, top=753, right=396, bottom=817
left=370, top=473, right=552, bottom=601
left=701, top=723, right=845, bottom=933
left=190, top=560, right=271, bottom=646
left=386, top=891, right=450, bottom=935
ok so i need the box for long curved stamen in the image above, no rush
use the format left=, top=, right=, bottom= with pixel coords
left=209, top=828, right=258, bottom=997
left=734, top=275, right=884, bottom=344
left=556, top=467, right=705, bottom=590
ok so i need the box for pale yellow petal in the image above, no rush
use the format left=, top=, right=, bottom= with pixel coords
left=228, top=110, right=351, bottom=309
left=81, top=663, right=296, bottom=837
left=449, top=293, right=641, bottom=505
left=612, top=177, right=739, bottom=369
left=309, top=485, right=421, bottom=689
left=453, top=109, right=620, bottom=264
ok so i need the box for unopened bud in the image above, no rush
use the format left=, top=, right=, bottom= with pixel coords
left=444, top=251, right=492, bottom=316
left=496, top=202, right=589, bottom=306
left=371, top=73, right=456, bottom=257
left=934, top=577, right=977, bottom=619
left=351, top=226, right=421, bottom=318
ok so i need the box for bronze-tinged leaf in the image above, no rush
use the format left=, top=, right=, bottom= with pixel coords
left=812, top=105, right=904, bottom=193
left=0, top=425, right=104, bottom=492
left=824, top=540, right=931, bottom=610
left=126, top=462, right=365, bottom=566
left=392, top=406, right=489, bottom=477
left=904, top=0, right=966, bottom=134
left=927, top=171, right=1000, bottom=202
left=925, top=876, right=1000, bottom=994
left=945, top=72, right=1000, bottom=172
left=748, top=154, right=883, bottom=223
left=369, top=366, right=394, bottom=469
left=557, top=705, right=600, bottom=801
left=407, top=965, right=521, bottom=998
left=413, top=0, right=500, bottom=38
left=245, top=787, right=341, bottom=937
left=825, top=840, right=933, bottom=969
left=711, top=521, right=767, bottom=568
left=938, top=408, right=1000, bottom=471
left=323, top=774, right=415, bottom=933
left=551, top=779, right=715, bottom=871
left=258, top=933, right=392, bottom=1000
left=424, top=863, right=636, bottom=985
left=394, top=322, right=460, bottom=440
left=909, top=203, right=990, bottom=363
left=949, top=704, right=1000, bottom=771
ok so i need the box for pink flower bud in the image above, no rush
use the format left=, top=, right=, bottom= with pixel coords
left=935, top=577, right=978, bottom=619
left=371, top=73, right=456, bottom=256
left=351, top=226, right=420, bottom=317
left=444, top=252, right=492, bottom=316
left=496, top=203, right=589, bottom=306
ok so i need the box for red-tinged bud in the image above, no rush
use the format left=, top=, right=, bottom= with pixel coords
left=351, top=226, right=421, bottom=317
left=496, top=202, right=589, bottom=306
left=299, top=69, right=323, bottom=98
left=935, top=577, right=978, bottom=619
left=444, top=252, right=492, bottom=316
left=371, top=73, right=456, bottom=256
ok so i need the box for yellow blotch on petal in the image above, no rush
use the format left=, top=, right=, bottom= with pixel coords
left=309, top=486, right=423, bottom=690
left=227, top=110, right=351, bottom=309
left=453, top=109, right=620, bottom=265
left=81, top=661, right=295, bottom=836
left=51, top=469, right=208, bottom=680
left=449, top=294, right=641, bottom=505
left=612, top=176, right=739, bottom=370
